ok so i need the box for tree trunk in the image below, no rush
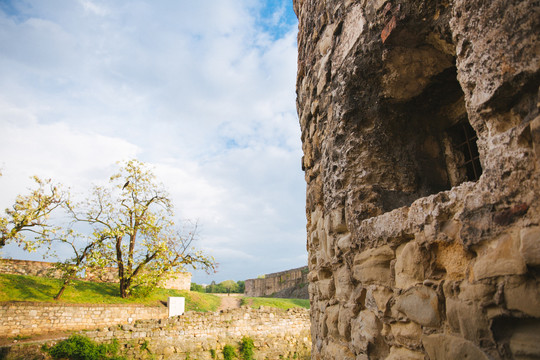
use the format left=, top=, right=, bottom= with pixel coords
left=54, top=280, right=69, bottom=300
left=120, top=278, right=127, bottom=298
left=119, top=277, right=131, bottom=298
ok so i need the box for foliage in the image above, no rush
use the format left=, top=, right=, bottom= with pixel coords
left=140, top=340, right=150, bottom=352
left=239, top=336, right=254, bottom=360
left=205, top=280, right=245, bottom=293
left=0, top=176, right=66, bottom=249
left=220, top=279, right=239, bottom=293
left=0, top=274, right=220, bottom=311
left=2, top=160, right=216, bottom=299
left=240, top=297, right=310, bottom=310
left=222, top=345, right=237, bottom=360
left=66, top=160, right=216, bottom=298
left=43, top=334, right=125, bottom=360
left=0, top=176, right=108, bottom=301
left=209, top=349, right=217, bottom=359
left=190, top=282, right=205, bottom=292
left=237, top=280, right=245, bottom=293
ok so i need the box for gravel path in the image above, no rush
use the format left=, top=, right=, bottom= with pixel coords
left=216, top=294, right=243, bottom=311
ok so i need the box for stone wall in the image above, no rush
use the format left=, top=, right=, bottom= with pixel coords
left=245, top=266, right=309, bottom=298
left=294, top=0, right=539, bottom=359
left=0, top=259, right=63, bottom=279
left=1, top=307, right=311, bottom=360
left=0, top=301, right=168, bottom=337
left=162, top=271, right=192, bottom=291
left=0, top=258, right=191, bottom=290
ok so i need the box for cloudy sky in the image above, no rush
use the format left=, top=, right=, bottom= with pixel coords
left=0, top=0, right=306, bottom=284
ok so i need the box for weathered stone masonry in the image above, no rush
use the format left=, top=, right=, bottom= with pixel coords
left=0, top=301, right=168, bottom=337
left=2, top=307, right=311, bottom=360
left=245, top=266, right=309, bottom=298
left=294, top=0, right=539, bottom=359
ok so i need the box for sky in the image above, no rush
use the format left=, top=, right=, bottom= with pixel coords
left=0, top=0, right=305, bottom=284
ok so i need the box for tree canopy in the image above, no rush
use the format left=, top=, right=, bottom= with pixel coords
left=1, top=160, right=216, bottom=298
left=0, top=176, right=67, bottom=249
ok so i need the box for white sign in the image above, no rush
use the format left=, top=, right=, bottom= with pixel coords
left=168, top=297, right=185, bottom=317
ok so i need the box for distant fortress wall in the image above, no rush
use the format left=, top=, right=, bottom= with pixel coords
left=245, top=266, right=309, bottom=298
left=0, top=258, right=191, bottom=291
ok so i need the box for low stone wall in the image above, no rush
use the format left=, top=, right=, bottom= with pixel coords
left=0, top=302, right=167, bottom=337
left=245, top=266, right=309, bottom=298
left=1, top=307, right=311, bottom=360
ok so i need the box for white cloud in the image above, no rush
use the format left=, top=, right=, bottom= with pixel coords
left=0, top=0, right=305, bottom=283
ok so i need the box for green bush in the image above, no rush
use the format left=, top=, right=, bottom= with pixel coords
left=239, top=336, right=254, bottom=360
left=222, top=344, right=237, bottom=360
left=43, top=335, right=125, bottom=360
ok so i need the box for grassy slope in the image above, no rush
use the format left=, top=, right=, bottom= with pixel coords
left=240, top=297, right=310, bottom=310
left=0, top=274, right=310, bottom=311
left=0, top=274, right=220, bottom=312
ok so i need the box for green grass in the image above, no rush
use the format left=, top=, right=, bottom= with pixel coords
left=240, top=297, right=310, bottom=310
left=0, top=274, right=220, bottom=312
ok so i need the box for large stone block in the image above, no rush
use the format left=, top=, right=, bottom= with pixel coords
left=384, top=346, right=424, bottom=360
left=318, top=278, right=336, bottom=300
left=334, top=265, right=353, bottom=302
left=395, top=241, right=425, bottom=289
left=446, top=297, right=488, bottom=342
left=353, top=245, right=394, bottom=286
left=350, top=310, right=379, bottom=352
left=390, top=322, right=422, bottom=348
left=323, top=340, right=356, bottom=360
left=325, top=305, right=340, bottom=338
left=338, top=306, right=354, bottom=340
left=422, top=334, right=489, bottom=360
left=457, top=281, right=495, bottom=302
left=519, top=226, right=540, bottom=266
left=504, top=277, right=540, bottom=317
left=332, top=3, right=366, bottom=69
left=365, top=285, right=393, bottom=314
left=472, top=233, right=527, bottom=280
left=395, top=286, right=440, bottom=327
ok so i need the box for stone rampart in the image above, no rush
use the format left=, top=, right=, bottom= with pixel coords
left=0, top=301, right=168, bottom=337
left=162, top=271, right=192, bottom=291
left=1, top=307, right=311, bottom=360
left=295, top=0, right=539, bottom=359
left=0, top=258, right=191, bottom=290
left=0, top=259, right=63, bottom=278
left=245, top=266, right=309, bottom=298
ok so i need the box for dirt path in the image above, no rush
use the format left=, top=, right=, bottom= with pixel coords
left=216, top=294, right=243, bottom=311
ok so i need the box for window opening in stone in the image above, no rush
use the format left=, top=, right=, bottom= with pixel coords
left=446, top=121, right=482, bottom=182
left=372, top=51, right=483, bottom=216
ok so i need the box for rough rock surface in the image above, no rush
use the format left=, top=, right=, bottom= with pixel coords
left=294, top=0, right=540, bottom=358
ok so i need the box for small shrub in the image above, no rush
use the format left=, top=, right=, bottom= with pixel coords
left=44, top=334, right=126, bottom=360
left=140, top=339, right=151, bottom=353
left=210, top=348, right=217, bottom=359
left=222, top=344, right=237, bottom=360
left=239, top=336, right=254, bottom=360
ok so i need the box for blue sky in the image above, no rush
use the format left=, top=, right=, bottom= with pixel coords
left=0, top=0, right=305, bottom=284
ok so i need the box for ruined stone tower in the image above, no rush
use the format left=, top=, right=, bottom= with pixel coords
left=294, top=0, right=539, bottom=358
